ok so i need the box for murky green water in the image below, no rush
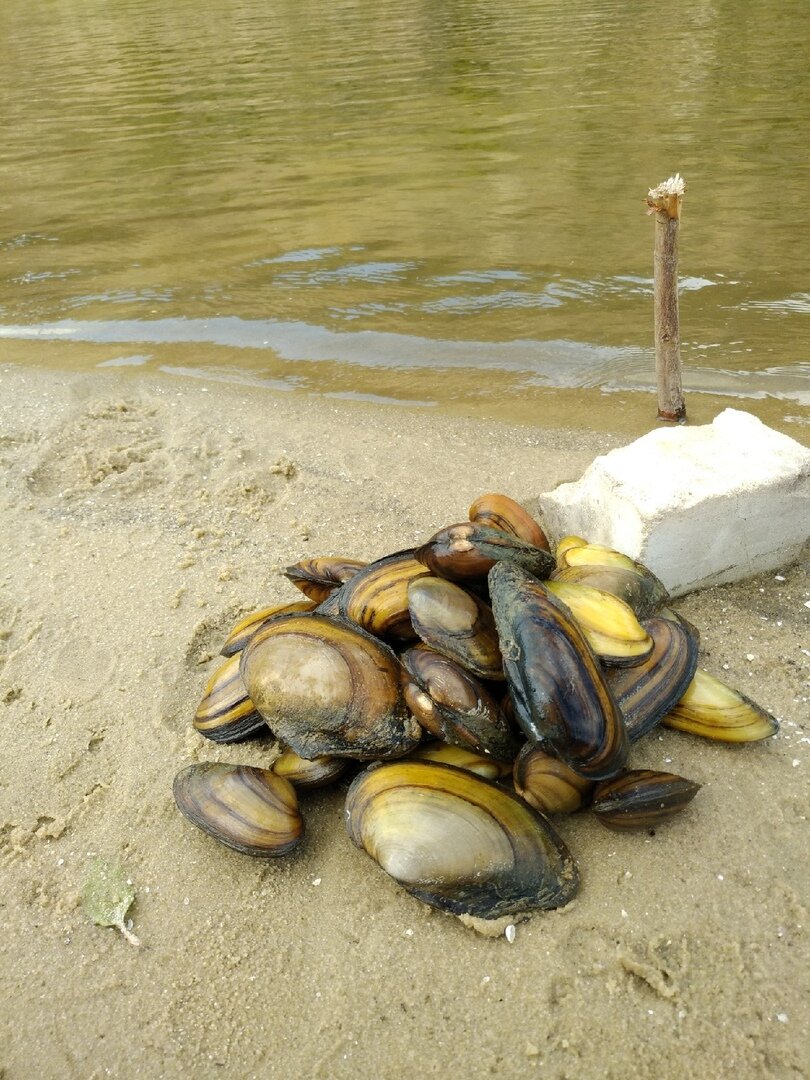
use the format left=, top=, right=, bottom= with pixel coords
left=1, top=0, right=808, bottom=426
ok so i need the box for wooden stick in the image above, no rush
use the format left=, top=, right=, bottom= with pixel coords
left=646, top=174, right=686, bottom=422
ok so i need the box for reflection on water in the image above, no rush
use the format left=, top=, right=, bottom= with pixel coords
left=0, top=0, right=808, bottom=423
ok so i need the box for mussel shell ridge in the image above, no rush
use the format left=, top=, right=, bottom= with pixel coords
left=489, top=561, right=628, bottom=780
left=345, top=761, right=579, bottom=919
left=193, top=654, right=266, bottom=743
left=606, top=616, right=700, bottom=742
left=173, top=762, right=303, bottom=856
left=592, top=769, right=701, bottom=831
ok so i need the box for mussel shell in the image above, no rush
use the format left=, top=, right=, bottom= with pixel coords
left=407, top=576, right=504, bottom=681
left=409, top=741, right=513, bottom=780
left=555, top=535, right=588, bottom=564
left=345, top=761, right=579, bottom=919
left=240, top=612, right=420, bottom=760
left=415, top=522, right=555, bottom=584
left=489, top=561, right=628, bottom=780
left=545, top=580, right=653, bottom=666
left=592, top=769, right=701, bottom=831
left=173, top=762, right=303, bottom=856
left=221, top=601, right=317, bottom=657
left=468, top=493, right=550, bottom=551
left=282, top=557, right=367, bottom=603
left=400, top=643, right=517, bottom=761
left=658, top=605, right=701, bottom=648
left=550, top=555, right=669, bottom=620
left=193, top=654, right=266, bottom=743
left=316, top=549, right=429, bottom=641
left=663, top=669, right=779, bottom=743
left=513, top=745, right=594, bottom=814
left=606, top=616, right=700, bottom=742
left=272, top=748, right=349, bottom=789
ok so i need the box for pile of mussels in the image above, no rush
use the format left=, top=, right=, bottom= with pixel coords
left=173, top=494, right=779, bottom=928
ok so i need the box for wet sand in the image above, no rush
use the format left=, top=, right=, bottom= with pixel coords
left=0, top=364, right=807, bottom=1079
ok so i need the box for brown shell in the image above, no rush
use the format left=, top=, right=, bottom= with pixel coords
left=468, top=493, right=549, bottom=551
left=240, top=612, right=420, bottom=760
left=606, top=616, right=699, bottom=742
left=271, top=748, right=349, bottom=789
left=407, top=576, right=504, bottom=681
left=400, top=643, right=517, bottom=761
left=317, top=549, right=430, bottom=641
left=415, top=522, right=555, bottom=584
left=513, top=744, right=594, bottom=814
left=282, top=557, right=367, bottom=603
left=173, top=762, right=303, bottom=856
left=592, top=769, right=701, bottom=831
left=193, top=654, right=265, bottom=743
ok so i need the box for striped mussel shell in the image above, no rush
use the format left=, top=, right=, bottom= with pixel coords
left=551, top=544, right=669, bottom=620
left=592, top=769, right=701, bottom=831
left=315, top=549, right=429, bottom=641
left=282, top=556, right=367, bottom=603
left=415, top=522, right=555, bottom=584
left=220, top=600, right=317, bottom=657
left=193, top=654, right=266, bottom=743
left=271, top=747, right=350, bottom=790
left=240, top=612, right=420, bottom=760
left=658, top=605, right=701, bottom=648
left=489, top=561, right=628, bottom=781
left=173, top=762, right=303, bottom=856
left=345, top=760, right=579, bottom=920
left=400, top=643, right=518, bottom=762
left=544, top=580, right=654, bottom=666
left=663, top=669, right=779, bottom=743
left=468, top=493, right=550, bottom=551
left=408, top=740, right=513, bottom=781
left=606, top=616, right=700, bottom=742
left=407, top=576, right=504, bottom=681
left=513, top=744, right=594, bottom=814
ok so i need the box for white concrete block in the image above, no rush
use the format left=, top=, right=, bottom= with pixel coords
left=538, top=409, right=810, bottom=596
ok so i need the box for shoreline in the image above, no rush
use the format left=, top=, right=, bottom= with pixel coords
left=0, top=364, right=807, bottom=1079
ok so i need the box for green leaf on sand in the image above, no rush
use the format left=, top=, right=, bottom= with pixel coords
left=82, top=857, right=140, bottom=946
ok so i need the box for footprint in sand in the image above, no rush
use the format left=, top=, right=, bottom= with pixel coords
left=26, top=400, right=168, bottom=500
left=43, top=638, right=119, bottom=706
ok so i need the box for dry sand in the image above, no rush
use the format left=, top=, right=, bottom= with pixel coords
left=0, top=364, right=807, bottom=1080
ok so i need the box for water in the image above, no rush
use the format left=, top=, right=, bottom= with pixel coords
left=1, top=0, right=809, bottom=427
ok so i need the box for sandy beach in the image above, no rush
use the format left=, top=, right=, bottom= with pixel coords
left=0, top=363, right=807, bottom=1080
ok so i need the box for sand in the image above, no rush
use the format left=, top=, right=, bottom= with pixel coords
left=0, top=363, right=807, bottom=1080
